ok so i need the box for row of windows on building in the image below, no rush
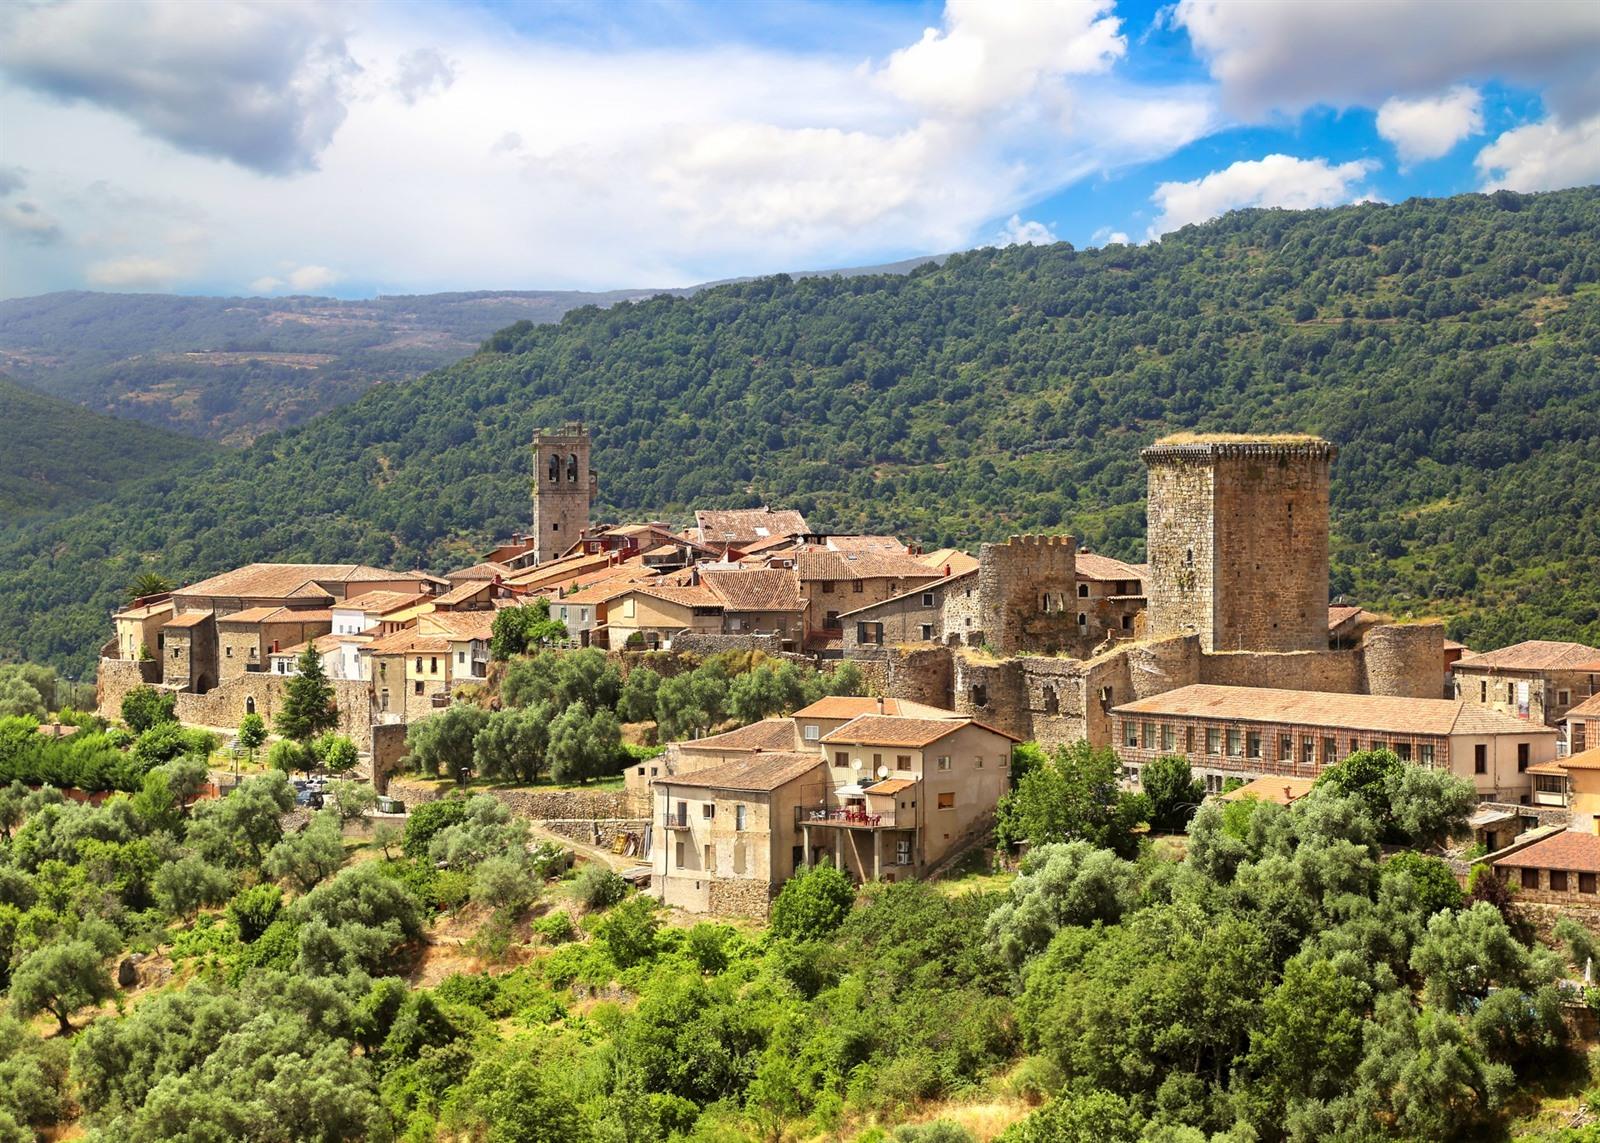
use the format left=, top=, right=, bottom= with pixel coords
left=1119, top=719, right=1439, bottom=768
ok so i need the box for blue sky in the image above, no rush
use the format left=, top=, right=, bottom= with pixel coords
left=1, top=0, right=1597, bottom=299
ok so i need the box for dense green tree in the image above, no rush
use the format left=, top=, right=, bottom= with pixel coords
left=226, top=884, right=283, bottom=943
left=769, top=861, right=855, bottom=941
left=120, top=687, right=175, bottom=734
left=405, top=704, right=489, bottom=779
left=185, top=773, right=295, bottom=868
left=325, top=778, right=377, bottom=823
left=1140, top=754, right=1205, bottom=832
left=0, top=673, right=44, bottom=720
left=236, top=711, right=267, bottom=766
left=265, top=811, right=346, bottom=892
left=995, top=739, right=1150, bottom=858
left=8, top=938, right=115, bottom=1033
left=314, top=733, right=359, bottom=776
left=546, top=703, right=621, bottom=785
left=490, top=599, right=568, bottom=660
left=985, top=842, right=1142, bottom=969
left=472, top=703, right=552, bottom=783
left=125, top=573, right=173, bottom=602
left=153, top=854, right=236, bottom=918
left=617, top=666, right=661, bottom=723
left=274, top=644, right=337, bottom=743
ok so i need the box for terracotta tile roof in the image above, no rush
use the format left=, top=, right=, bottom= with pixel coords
left=175, top=563, right=415, bottom=600
left=823, top=535, right=909, bottom=554
left=559, top=581, right=639, bottom=606
left=1495, top=830, right=1600, bottom=874
left=418, top=611, right=496, bottom=641
left=1566, top=694, right=1600, bottom=720
left=1526, top=759, right=1570, bottom=777
left=821, top=714, right=1020, bottom=747
left=1455, top=640, right=1600, bottom=672
left=446, top=561, right=512, bottom=582
left=363, top=629, right=451, bottom=654
left=795, top=549, right=947, bottom=583
left=432, top=580, right=496, bottom=607
left=838, top=568, right=978, bottom=618
left=700, top=568, right=803, bottom=612
left=656, top=751, right=823, bottom=793
left=502, top=553, right=613, bottom=589
left=114, top=599, right=174, bottom=621
left=286, top=582, right=337, bottom=601
left=164, top=610, right=214, bottom=628
left=274, top=633, right=346, bottom=657
left=695, top=507, right=810, bottom=545
left=338, top=590, right=429, bottom=615
left=632, top=584, right=722, bottom=609
left=217, top=606, right=332, bottom=626
left=1554, top=746, right=1600, bottom=771
left=677, top=719, right=800, bottom=753
left=1219, top=776, right=1316, bottom=804
left=917, top=548, right=981, bottom=576
left=865, top=777, right=915, bottom=796
left=792, top=696, right=959, bottom=720
left=737, top=532, right=804, bottom=557
left=1114, top=684, right=1558, bottom=738
left=1075, top=552, right=1145, bottom=582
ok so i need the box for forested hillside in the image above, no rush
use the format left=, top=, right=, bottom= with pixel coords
left=5, top=186, right=1599, bottom=675
left=0, top=377, right=221, bottom=517
left=0, top=289, right=669, bottom=442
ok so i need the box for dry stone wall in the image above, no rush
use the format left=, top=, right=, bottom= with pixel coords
left=708, top=878, right=776, bottom=917
left=385, top=778, right=650, bottom=820
left=96, top=657, right=163, bottom=719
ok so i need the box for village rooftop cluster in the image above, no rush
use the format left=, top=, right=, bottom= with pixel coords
left=98, top=426, right=1600, bottom=915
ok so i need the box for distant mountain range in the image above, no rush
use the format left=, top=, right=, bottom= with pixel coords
left=0, top=256, right=946, bottom=445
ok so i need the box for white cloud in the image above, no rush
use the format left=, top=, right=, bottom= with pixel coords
left=249, top=276, right=284, bottom=293
left=287, top=264, right=338, bottom=290
left=1476, top=112, right=1600, bottom=192
left=881, top=0, right=1126, bottom=115
left=997, top=215, right=1058, bottom=246
left=0, top=0, right=357, bottom=174
left=0, top=200, right=63, bottom=245
left=1376, top=86, right=1483, bottom=165
left=1149, top=154, right=1379, bottom=238
left=1175, top=0, right=1600, bottom=119
left=393, top=47, right=455, bottom=105
left=86, top=255, right=183, bottom=288
left=1091, top=226, right=1131, bottom=246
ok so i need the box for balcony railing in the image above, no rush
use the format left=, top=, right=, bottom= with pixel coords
left=662, top=816, right=692, bottom=831
left=797, top=805, right=898, bottom=829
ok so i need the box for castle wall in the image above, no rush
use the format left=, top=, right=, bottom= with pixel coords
left=171, top=675, right=375, bottom=751
left=1200, top=649, right=1363, bottom=694
left=96, top=656, right=164, bottom=720
left=952, top=654, right=1030, bottom=739
left=1360, top=623, right=1447, bottom=699
left=976, top=535, right=1079, bottom=656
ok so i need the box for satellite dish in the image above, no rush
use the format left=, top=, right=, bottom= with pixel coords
left=852, top=759, right=863, bottom=771
left=876, top=765, right=889, bottom=779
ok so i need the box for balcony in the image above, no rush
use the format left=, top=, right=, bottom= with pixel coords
left=797, top=805, right=898, bottom=829
left=662, top=815, right=693, bottom=831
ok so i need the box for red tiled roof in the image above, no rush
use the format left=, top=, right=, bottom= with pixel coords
left=1218, top=776, right=1315, bottom=804
left=176, top=563, right=415, bottom=599
left=821, top=714, right=1020, bottom=747
left=792, top=696, right=959, bottom=720
left=1455, top=640, right=1600, bottom=672
left=1495, top=830, right=1600, bottom=874
left=114, top=599, right=174, bottom=621
left=917, top=548, right=981, bottom=576
left=822, top=535, right=909, bottom=554
left=1114, top=684, right=1558, bottom=737
left=364, top=629, right=450, bottom=654
left=339, top=590, right=429, bottom=615
left=695, top=507, right=810, bottom=545
left=795, top=549, right=946, bottom=583
left=218, top=607, right=332, bottom=626
left=655, top=751, right=823, bottom=793
left=700, top=567, right=803, bottom=612
left=164, top=611, right=214, bottom=628
left=1567, top=694, right=1600, bottom=720
left=1075, top=552, right=1145, bottom=582
left=445, top=561, right=513, bottom=583
left=1554, top=746, right=1600, bottom=772
left=419, top=611, right=496, bottom=641
left=677, top=719, right=800, bottom=753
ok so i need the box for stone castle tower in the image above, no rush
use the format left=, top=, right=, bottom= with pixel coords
left=977, top=534, right=1078, bottom=656
left=1142, top=435, right=1337, bottom=653
left=531, top=423, right=595, bottom=565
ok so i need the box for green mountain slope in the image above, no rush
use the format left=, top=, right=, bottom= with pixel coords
left=0, top=376, right=221, bottom=517
left=0, top=289, right=673, bottom=443
left=5, top=187, right=1598, bottom=675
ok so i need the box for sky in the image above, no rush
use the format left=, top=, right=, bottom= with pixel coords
left=1, top=0, right=1598, bottom=301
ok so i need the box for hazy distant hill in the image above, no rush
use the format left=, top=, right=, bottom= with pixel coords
left=0, top=289, right=675, bottom=443
left=0, top=376, right=221, bottom=517
left=5, top=188, right=1599, bottom=675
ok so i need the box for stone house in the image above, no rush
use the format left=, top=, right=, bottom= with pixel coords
left=1111, top=683, right=1558, bottom=800
left=415, top=611, right=494, bottom=683
left=840, top=569, right=979, bottom=652
left=1566, top=691, right=1600, bottom=756
left=111, top=597, right=173, bottom=665
left=793, top=550, right=944, bottom=643
left=693, top=507, right=810, bottom=553
left=332, top=590, right=432, bottom=637
left=1493, top=830, right=1600, bottom=902
left=1451, top=640, right=1600, bottom=728
left=217, top=607, right=332, bottom=681
left=1071, top=552, right=1147, bottom=647
left=364, top=631, right=459, bottom=723
left=161, top=611, right=218, bottom=694
left=652, top=752, right=828, bottom=914
left=170, top=563, right=436, bottom=617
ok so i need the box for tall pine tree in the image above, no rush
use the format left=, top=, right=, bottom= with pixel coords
left=275, top=644, right=338, bottom=742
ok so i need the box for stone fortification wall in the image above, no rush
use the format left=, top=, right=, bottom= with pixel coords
left=1361, top=623, right=1446, bottom=699
left=669, top=632, right=785, bottom=656
left=952, top=654, right=1031, bottom=739
left=172, top=675, right=375, bottom=751
left=1199, top=648, right=1363, bottom=694
left=96, top=657, right=163, bottom=719
left=977, top=534, right=1079, bottom=656
left=385, top=778, right=647, bottom=820
left=370, top=724, right=409, bottom=793
left=882, top=645, right=955, bottom=709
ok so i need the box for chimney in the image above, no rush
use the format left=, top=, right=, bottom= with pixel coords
left=876, top=696, right=885, bottom=714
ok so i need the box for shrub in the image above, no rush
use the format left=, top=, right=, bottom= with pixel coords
left=575, top=865, right=627, bottom=910
left=121, top=687, right=176, bottom=734
left=770, top=860, right=855, bottom=941
left=227, top=884, right=283, bottom=943
left=594, top=894, right=660, bottom=969
left=533, top=911, right=576, bottom=945
left=402, top=798, right=469, bottom=859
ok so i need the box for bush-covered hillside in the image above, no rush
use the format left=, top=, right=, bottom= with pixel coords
left=0, top=378, right=221, bottom=517
left=4, top=187, right=1599, bottom=674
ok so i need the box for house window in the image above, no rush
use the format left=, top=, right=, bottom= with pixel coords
left=415, top=657, right=423, bottom=672
left=1078, top=583, right=1089, bottom=597
left=922, top=593, right=935, bottom=607
left=920, top=624, right=933, bottom=641
left=1077, top=612, right=1088, bottom=629
left=379, top=662, right=387, bottom=680
left=975, top=755, right=984, bottom=768
left=1419, top=743, right=1435, bottom=766
left=937, top=755, right=951, bottom=771
left=225, top=646, right=233, bottom=658
left=1396, top=742, right=1412, bottom=761
left=1139, top=722, right=1154, bottom=750
left=1125, top=721, right=1139, bottom=748
left=379, top=689, right=389, bottom=711
left=1475, top=744, right=1487, bottom=774
left=1520, top=868, right=1539, bottom=890
left=804, top=724, right=820, bottom=741
left=1186, top=727, right=1196, bottom=753
left=1280, top=735, right=1293, bottom=762
left=1518, top=743, right=1530, bottom=772
left=936, top=792, right=954, bottom=809
left=1206, top=727, right=1221, bottom=755
left=702, top=804, right=714, bottom=819
left=430, top=656, right=439, bottom=674
left=1322, top=737, right=1336, bottom=763
left=674, top=840, right=685, bottom=868
left=896, top=839, right=912, bottom=864
left=457, top=651, right=465, bottom=665
left=1507, top=683, right=1516, bottom=704
left=414, top=681, right=423, bottom=694
left=853, top=580, right=864, bottom=593
left=1121, top=614, right=1132, bottom=631
left=971, top=685, right=987, bottom=707
left=1582, top=873, right=1597, bottom=894
left=1227, top=729, right=1243, bottom=757
left=821, top=581, right=834, bottom=593
left=1480, top=680, right=1488, bottom=702
left=1558, top=689, right=1571, bottom=706
left=735, top=804, right=746, bottom=831
left=826, top=611, right=840, bottom=626
left=622, top=598, right=635, bottom=618
left=704, top=843, right=716, bottom=872
left=834, top=751, right=849, bottom=767
left=1161, top=725, right=1176, bottom=752
left=1246, top=732, right=1261, bottom=759
left=1303, top=737, right=1315, bottom=764
left=897, top=754, right=911, bottom=769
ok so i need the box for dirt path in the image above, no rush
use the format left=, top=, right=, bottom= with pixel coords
left=527, top=821, right=640, bottom=872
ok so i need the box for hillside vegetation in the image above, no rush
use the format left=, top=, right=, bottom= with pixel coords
left=0, top=377, right=221, bottom=517
left=4, top=186, right=1599, bottom=674
left=0, top=289, right=670, bottom=442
